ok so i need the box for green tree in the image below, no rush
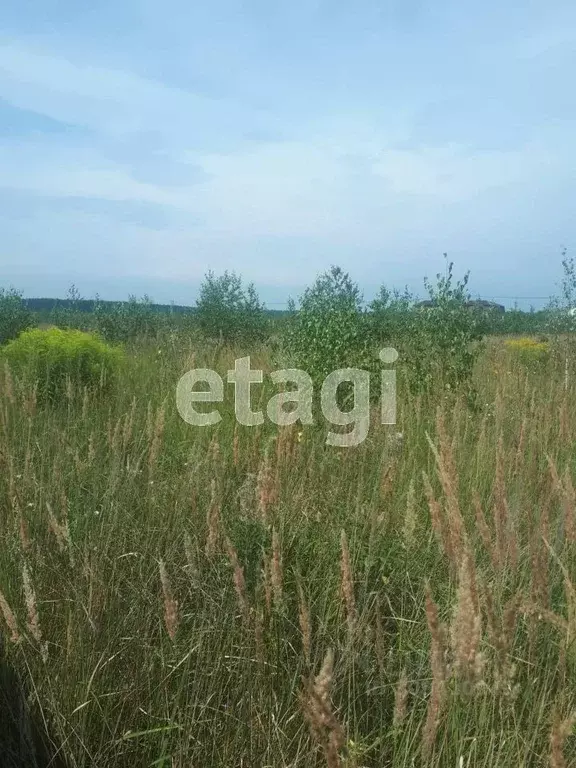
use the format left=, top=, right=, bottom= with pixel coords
left=546, top=247, right=576, bottom=334
left=281, top=265, right=374, bottom=386
left=368, top=285, right=414, bottom=344
left=195, top=271, right=267, bottom=344
left=0, top=287, right=33, bottom=345
left=92, top=295, right=166, bottom=342
left=405, top=256, right=483, bottom=395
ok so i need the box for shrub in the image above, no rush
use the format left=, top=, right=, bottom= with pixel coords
left=0, top=288, right=33, bottom=345
left=403, top=257, right=483, bottom=395
left=1, top=328, right=125, bottom=400
left=368, top=285, right=414, bottom=344
left=93, top=295, right=166, bottom=342
left=280, top=266, right=376, bottom=399
left=195, top=271, right=268, bottom=344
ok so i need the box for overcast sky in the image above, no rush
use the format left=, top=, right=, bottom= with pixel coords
left=1, top=0, right=574, bottom=308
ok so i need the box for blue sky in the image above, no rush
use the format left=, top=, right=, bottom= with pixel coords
left=1, top=0, right=575, bottom=308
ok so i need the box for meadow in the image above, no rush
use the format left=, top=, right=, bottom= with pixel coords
left=0, top=326, right=575, bottom=767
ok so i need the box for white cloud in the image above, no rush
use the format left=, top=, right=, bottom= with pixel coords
left=0, top=41, right=275, bottom=144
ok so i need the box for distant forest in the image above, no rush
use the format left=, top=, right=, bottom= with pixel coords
left=24, top=297, right=289, bottom=316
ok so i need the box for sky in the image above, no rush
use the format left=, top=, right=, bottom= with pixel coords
left=1, top=0, right=575, bottom=309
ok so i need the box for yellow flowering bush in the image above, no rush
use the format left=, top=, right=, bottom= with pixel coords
left=505, top=336, right=550, bottom=365
left=2, top=327, right=125, bottom=401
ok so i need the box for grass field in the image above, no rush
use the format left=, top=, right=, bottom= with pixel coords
left=0, top=335, right=575, bottom=766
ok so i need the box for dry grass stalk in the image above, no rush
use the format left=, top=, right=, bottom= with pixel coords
left=298, top=580, right=312, bottom=666
left=12, top=495, right=32, bottom=554
left=522, top=600, right=569, bottom=633
left=205, top=479, right=220, bottom=558
left=559, top=395, right=570, bottom=443
left=402, top=476, right=417, bottom=548
left=253, top=607, right=265, bottom=663
left=493, top=434, right=517, bottom=570
left=145, top=400, right=154, bottom=443
left=513, top=415, right=527, bottom=477
left=0, top=588, right=21, bottom=644
left=543, top=539, right=576, bottom=658
left=483, top=585, right=520, bottom=697
left=148, top=403, right=165, bottom=474
left=392, top=668, right=409, bottom=730
left=450, top=549, right=483, bottom=689
left=87, top=432, right=96, bottom=466
left=270, top=527, right=283, bottom=609
left=46, top=502, right=69, bottom=554
left=427, top=415, right=467, bottom=565
left=23, top=381, right=38, bottom=418
left=475, top=409, right=488, bottom=472
left=22, top=566, right=39, bottom=640
left=122, top=397, right=137, bottom=450
left=300, top=649, right=345, bottom=768
left=373, top=597, right=387, bottom=680
left=527, top=482, right=554, bottom=614
left=549, top=709, right=576, bottom=768
left=81, top=386, right=89, bottom=420
left=111, top=415, right=123, bottom=453
left=422, top=470, right=454, bottom=563
left=22, top=563, right=46, bottom=660
left=208, top=433, right=220, bottom=466
left=183, top=532, right=198, bottom=580
left=275, top=426, right=289, bottom=467
left=224, top=536, right=250, bottom=620
left=548, top=455, right=576, bottom=545
left=19, top=510, right=32, bottom=554
left=422, top=584, right=448, bottom=759
left=379, top=460, right=397, bottom=501
left=233, top=426, right=240, bottom=467
left=66, top=609, right=73, bottom=660
left=106, top=416, right=114, bottom=448
left=3, top=362, right=15, bottom=405
left=262, top=556, right=272, bottom=615
left=339, top=530, right=356, bottom=635
left=562, top=465, right=576, bottom=543
left=159, top=560, right=179, bottom=641
left=256, top=448, right=275, bottom=523
left=472, top=491, right=497, bottom=569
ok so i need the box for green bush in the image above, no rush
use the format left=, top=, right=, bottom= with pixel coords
left=195, top=270, right=268, bottom=344
left=0, top=288, right=33, bottom=345
left=1, top=327, right=125, bottom=400
left=403, top=258, right=483, bottom=395
left=280, top=266, right=376, bottom=394
left=91, top=294, right=165, bottom=342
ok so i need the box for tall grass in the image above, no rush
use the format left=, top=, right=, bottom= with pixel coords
left=0, top=337, right=574, bottom=766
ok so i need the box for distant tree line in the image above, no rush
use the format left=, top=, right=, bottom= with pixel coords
left=1, top=252, right=574, bottom=352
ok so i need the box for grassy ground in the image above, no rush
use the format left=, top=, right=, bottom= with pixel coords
left=0, top=336, right=575, bottom=767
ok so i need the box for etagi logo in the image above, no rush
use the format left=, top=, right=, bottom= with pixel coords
left=176, top=348, right=398, bottom=447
